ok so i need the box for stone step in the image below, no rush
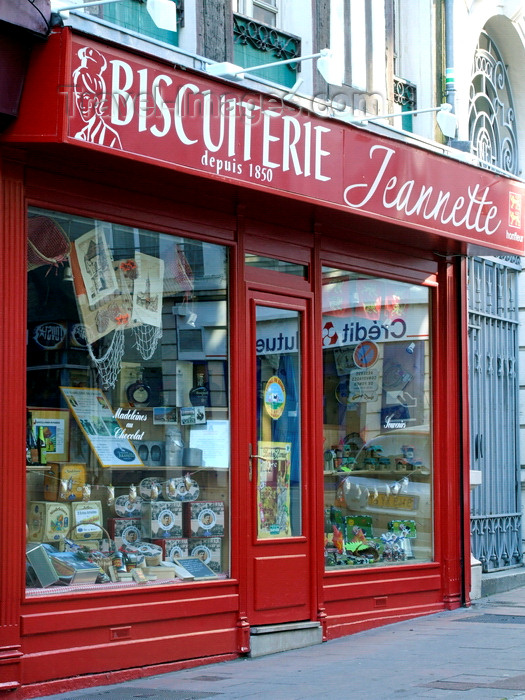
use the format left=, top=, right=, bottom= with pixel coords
left=249, top=620, right=323, bottom=658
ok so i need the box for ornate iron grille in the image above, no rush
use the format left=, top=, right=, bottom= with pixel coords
left=469, top=31, right=519, bottom=175
left=468, top=256, right=522, bottom=572
left=393, top=77, right=416, bottom=109
left=233, top=13, right=300, bottom=72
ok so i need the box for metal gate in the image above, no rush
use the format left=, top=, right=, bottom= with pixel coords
left=468, top=256, right=522, bottom=572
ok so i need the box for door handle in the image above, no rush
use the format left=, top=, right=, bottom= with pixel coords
left=248, top=443, right=264, bottom=482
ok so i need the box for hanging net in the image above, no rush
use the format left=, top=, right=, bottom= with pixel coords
left=87, top=327, right=125, bottom=389
left=133, top=323, right=162, bottom=361
left=28, top=216, right=71, bottom=272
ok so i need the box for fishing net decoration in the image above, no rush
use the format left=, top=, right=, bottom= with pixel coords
left=87, top=326, right=125, bottom=389
left=70, top=237, right=171, bottom=387
left=132, top=323, right=162, bottom=361
left=171, top=244, right=194, bottom=293
left=28, top=216, right=71, bottom=272
left=69, top=235, right=129, bottom=389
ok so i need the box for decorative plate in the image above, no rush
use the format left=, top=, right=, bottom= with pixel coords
left=137, top=542, right=163, bottom=557
left=114, top=495, right=143, bottom=518
left=139, top=477, right=163, bottom=501
left=163, top=476, right=199, bottom=502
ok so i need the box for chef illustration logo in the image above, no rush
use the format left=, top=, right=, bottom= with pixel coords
left=72, top=47, right=123, bottom=149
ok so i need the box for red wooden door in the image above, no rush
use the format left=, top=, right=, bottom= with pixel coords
left=245, top=289, right=314, bottom=626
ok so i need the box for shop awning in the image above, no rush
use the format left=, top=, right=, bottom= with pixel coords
left=3, top=27, right=524, bottom=257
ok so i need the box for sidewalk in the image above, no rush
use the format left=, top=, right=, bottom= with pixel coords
left=34, top=587, right=525, bottom=700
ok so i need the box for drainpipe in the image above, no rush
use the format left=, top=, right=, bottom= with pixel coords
left=444, top=0, right=455, bottom=112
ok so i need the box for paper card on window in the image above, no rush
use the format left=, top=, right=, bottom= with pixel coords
left=74, top=224, right=119, bottom=308
left=70, top=244, right=133, bottom=344
left=132, top=252, right=164, bottom=328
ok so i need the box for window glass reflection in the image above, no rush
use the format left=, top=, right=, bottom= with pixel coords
left=26, top=207, right=230, bottom=593
left=322, top=268, right=432, bottom=568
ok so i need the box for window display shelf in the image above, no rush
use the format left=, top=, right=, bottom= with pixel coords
left=325, top=468, right=430, bottom=479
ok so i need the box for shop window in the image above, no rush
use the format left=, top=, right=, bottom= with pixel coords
left=234, top=0, right=279, bottom=27
left=26, top=208, right=230, bottom=592
left=322, top=267, right=433, bottom=569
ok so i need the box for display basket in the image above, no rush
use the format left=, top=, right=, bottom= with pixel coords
left=66, top=522, right=117, bottom=574
left=28, top=216, right=71, bottom=272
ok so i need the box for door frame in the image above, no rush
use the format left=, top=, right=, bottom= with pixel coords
left=236, top=264, right=323, bottom=628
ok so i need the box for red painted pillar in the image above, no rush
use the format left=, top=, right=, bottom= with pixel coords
left=0, top=149, right=26, bottom=691
left=435, top=256, right=466, bottom=609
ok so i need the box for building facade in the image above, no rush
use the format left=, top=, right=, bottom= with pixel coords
left=0, top=1, right=524, bottom=697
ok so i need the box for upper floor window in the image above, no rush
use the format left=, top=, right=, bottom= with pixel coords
left=234, top=0, right=278, bottom=27
left=84, top=0, right=183, bottom=46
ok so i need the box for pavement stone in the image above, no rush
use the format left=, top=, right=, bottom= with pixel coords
left=30, top=586, right=525, bottom=700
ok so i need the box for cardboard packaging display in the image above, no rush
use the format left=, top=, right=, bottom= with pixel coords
left=142, top=500, right=183, bottom=539
left=153, top=537, right=189, bottom=561
left=188, top=536, right=222, bottom=572
left=28, top=501, right=71, bottom=543
left=71, top=501, right=103, bottom=540
left=43, top=463, right=86, bottom=502
left=184, top=501, right=224, bottom=537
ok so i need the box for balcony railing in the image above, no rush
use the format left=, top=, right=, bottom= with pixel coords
left=233, top=13, right=301, bottom=88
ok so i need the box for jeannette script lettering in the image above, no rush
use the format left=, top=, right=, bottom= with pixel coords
left=344, top=145, right=500, bottom=236
left=66, top=39, right=525, bottom=254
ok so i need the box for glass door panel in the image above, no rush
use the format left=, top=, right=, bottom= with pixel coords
left=255, top=305, right=301, bottom=538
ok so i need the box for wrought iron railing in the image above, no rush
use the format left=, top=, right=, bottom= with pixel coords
left=233, top=13, right=301, bottom=76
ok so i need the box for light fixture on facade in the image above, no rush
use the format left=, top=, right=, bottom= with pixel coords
left=205, top=48, right=343, bottom=87
left=51, top=0, right=177, bottom=31
left=349, top=103, right=458, bottom=139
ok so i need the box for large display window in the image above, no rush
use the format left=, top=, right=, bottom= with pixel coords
left=25, top=207, right=230, bottom=591
left=322, top=267, right=433, bottom=569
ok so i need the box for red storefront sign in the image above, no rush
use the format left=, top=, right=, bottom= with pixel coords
left=6, top=31, right=525, bottom=255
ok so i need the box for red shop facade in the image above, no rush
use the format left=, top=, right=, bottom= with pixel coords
left=0, top=25, right=524, bottom=698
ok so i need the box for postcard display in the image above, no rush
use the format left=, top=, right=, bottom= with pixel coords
left=26, top=210, right=230, bottom=589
